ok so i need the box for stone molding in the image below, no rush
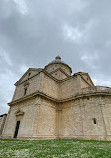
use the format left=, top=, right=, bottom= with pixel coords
left=8, top=89, right=111, bottom=106
left=15, top=109, right=24, bottom=116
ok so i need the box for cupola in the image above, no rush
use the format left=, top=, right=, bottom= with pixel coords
left=44, top=56, right=72, bottom=79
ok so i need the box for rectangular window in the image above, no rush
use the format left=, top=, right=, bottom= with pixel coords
left=93, top=118, right=97, bottom=124
left=24, top=88, right=27, bottom=95
left=28, top=72, right=31, bottom=77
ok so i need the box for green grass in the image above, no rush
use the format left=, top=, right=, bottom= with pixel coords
left=0, top=139, right=111, bottom=158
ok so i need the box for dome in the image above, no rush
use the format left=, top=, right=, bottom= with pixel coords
left=44, top=56, right=72, bottom=73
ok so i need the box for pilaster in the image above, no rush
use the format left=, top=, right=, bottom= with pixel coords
left=55, top=103, right=62, bottom=139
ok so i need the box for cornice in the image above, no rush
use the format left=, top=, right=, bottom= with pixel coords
left=8, top=89, right=111, bottom=106
left=15, top=69, right=79, bottom=87
left=15, top=69, right=43, bottom=86
left=8, top=91, right=58, bottom=106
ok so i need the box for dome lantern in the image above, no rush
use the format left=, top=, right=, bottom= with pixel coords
left=55, top=55, right=61, bottom=60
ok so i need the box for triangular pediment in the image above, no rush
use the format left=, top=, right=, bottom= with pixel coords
left=50, top=68, right=69, bottom=80
left=15, top=68, right=42, bottom=86
left=81, top=73, right=94, bottom=86
left=74, top=72, right=94, bottom=87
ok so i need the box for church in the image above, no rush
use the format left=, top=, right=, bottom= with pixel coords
left=1, top=56, right=111, bottom=140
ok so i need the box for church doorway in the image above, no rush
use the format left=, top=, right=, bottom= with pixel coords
left=14, top=121, right=20, bottom=138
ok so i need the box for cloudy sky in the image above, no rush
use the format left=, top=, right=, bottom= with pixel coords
left=0, top=0, right=111, bottom=115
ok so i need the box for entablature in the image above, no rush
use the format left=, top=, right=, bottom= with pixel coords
left=8, top=86, right=111, bottom=106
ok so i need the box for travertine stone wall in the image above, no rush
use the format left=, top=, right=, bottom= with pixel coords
left=0, top=118, right=2, bottom=128
left=2, top=98, right=36, bottom=138
left=60, top=100, right=83, bottom=137
left=80, top=77, right=90, bottom=89
left=59, top=96, right=111, bottom=140
left=100, top=97, right=111, bottom=136
left=81, top=98, right=106, bottom=136
left=12, top=71, right=93, bottom=104
left=51, top=70, right=67, bottom=80
left=59, top=76, right=81, bottom=99
left=13, top=72, right=59, bottom=102
left=12, top=73, right=42, bottom=101
left=17, top=102, right=37, bottom=138
left=81, top=74, right=93, bottom=86
left=2, top=97, right=56, bottom=139
left=33, top=97, right=56, bottom=138
left=0, top=115, right=7, bottom=136
left=40, top=72, right=59, bottom=99
left=21, top=69, right=41, bottom=83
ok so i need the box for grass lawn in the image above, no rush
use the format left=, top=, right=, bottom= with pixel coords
left=0, top=139, right=111, bottom=157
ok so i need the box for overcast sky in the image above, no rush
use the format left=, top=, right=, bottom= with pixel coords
left=0, top=0, right=111, bottom=115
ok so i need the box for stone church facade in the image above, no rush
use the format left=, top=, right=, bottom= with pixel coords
left=1, top=56, right=111, bottom=140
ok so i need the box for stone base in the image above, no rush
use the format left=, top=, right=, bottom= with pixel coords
left=1, top=135, right=111, bottom=141
left=59, top=135, right=111, bottom=141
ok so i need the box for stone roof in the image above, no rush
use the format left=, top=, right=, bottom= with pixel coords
left=45, top=56, right=72, bottom=73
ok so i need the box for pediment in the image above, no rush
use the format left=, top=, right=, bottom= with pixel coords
left=74, top=72, right=94, bottom=87
left=15, top=109, right=24, bottom=116
left=81, top=73, right=94, bottom=86
left=15, top=68, right=42, bottom=86
left=50, top=68, right=69, bottom=80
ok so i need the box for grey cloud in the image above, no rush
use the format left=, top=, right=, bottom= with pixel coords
left=0, top=0, right=111, bottom=114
